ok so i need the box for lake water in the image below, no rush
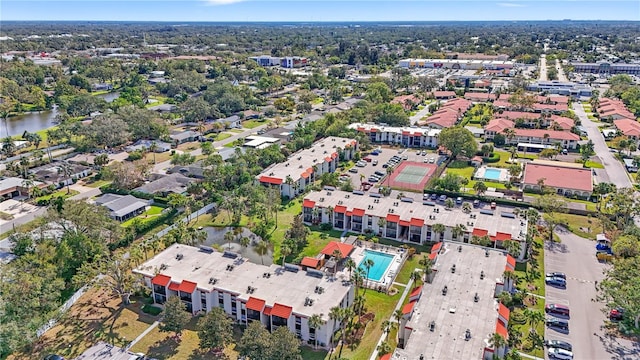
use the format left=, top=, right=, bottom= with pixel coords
left=4, top=92, right=120, bottom=137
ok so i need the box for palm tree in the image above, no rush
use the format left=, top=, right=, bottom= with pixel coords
left=488, top=332, right=507, bottom=351
left=451, top=224, right=467, bottom=241
left=503, top=128, right=516, bottom=145
left=410, top=270, right=422, bottom=285
left=224, top=230, right=235, bottom=250
left=386, top=165, right=394, bottom=191
left=332, top=248, right=343, bottom=275
left=473, top=181, right=488, bottom=195
left=19, top=156, right=30, bottom=178
left=308, top=314, right=325, bottom=350
left=353, top=294, right=365, bottom=316
left=352, top=268, right=365, bottom=294
left=461, top=202, right=472, bottom=213
left=240, top=236, right=250, bottom=254
left=380, top=320, right=396, bottom=335
left=328, top=306, right=344, bottom=346
left=149, top=141, right=158, bottom=164
left=377, top=217, right=386, bottom=236
left=337, top=307, right=353, bottom=358
left=254, top=240, right=269, bottom=265
left=419, top=255, right=434, bottom=280
left=523, top=308, right=544, bottom=335
left=432, top=223, right=446, bottom=241
left=345, top=258, right=356, bottom=280
left=363, top=258, right=374, bottom=293
left=377, top=341, right=392, bottom=356
left=57, top=161, right=73, bottom=194
left=502, top=270, right=517, bottom=291
left=393, top=309, right=404, bottom=324
left=280, top=244, right=291, bottom=267
left=21, top=178, right=35, bottom=201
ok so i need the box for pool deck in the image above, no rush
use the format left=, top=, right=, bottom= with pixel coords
left=349, top=243, right=405, bottom=288
left=474, top=166, right=510, bottom=183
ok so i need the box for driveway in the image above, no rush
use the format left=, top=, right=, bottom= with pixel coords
left=539, top=54, right=548, bottom=81
left=545, top=228, right=639, bottom=359
left=573, top=103, right=632, bottom=188
left=409, top=104, right=431, bottom=125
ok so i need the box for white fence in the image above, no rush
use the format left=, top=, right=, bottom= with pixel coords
left=36, top=285, right=88, bottom=337
left=155, top=202, right=216, bottom=238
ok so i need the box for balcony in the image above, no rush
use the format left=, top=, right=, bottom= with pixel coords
left=153, top=285, right=166, bottom=296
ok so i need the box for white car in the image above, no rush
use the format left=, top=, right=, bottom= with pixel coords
left=548, top=348, right=573, bottom=359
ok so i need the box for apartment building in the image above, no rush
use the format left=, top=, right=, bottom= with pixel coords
left=134, top=244, right=355, bottom=349
left=348, top=123, right=441, bottom=148
left=256, top=137, right=358, bottom=198
left=302, top=189, right=527, bottom=258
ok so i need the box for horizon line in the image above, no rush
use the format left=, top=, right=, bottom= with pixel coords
left=3, top=19, right=640, bottom=22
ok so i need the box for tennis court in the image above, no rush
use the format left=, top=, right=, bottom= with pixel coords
left=387, top=161, right=438, bottom=191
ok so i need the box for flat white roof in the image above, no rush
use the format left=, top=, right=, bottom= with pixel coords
left=244, top=135, right=279, bottom=148
left=134, top=244, right=352, bottom=319
left=304, top=189, right=527, bottom=241
left=257, top=136, right=356, bottom=182
left=394, top=243, right=508, bottom=360
left=348, top=123, right=441, bottom=137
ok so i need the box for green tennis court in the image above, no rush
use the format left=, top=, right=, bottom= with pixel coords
left=395, top=165, right=430, bottom=184
left=388, top=161, right=437, bottom=191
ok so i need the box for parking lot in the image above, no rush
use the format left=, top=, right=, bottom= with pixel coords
left=342, top=148, right=443, bottom=190
left=544, top=229, right=639, bottom=360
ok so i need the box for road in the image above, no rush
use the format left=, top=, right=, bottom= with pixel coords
left=539, top=54, right=548, bottom=81
left=555, top=59, right=568, bottom=82
left=152, top=124, right=269, bottom=173
left=545, top=228, right=639, bottom=360
left=573, top=103, right=632, bottom=188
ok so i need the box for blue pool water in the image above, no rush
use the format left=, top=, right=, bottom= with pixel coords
left=359, top=250, right=394, bottom=282
left=483, top=168, right=503, bottom=180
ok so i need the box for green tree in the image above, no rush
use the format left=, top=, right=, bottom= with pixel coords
left=438, top=127, right=478, bottom=159
left=159, top=296, right=191, bottom=337
left=612, top=235, right=640, bottom=258
left=308, top=313, right=325, bottom=350
left=580, top=140, right=595, bottom=164
left=598, top=255, right=640, bottom=328
left=268, top=326, right=302, bottom=360
left=254, top=240, right=269, bottom=265
left=197, top=307, right=234, bottom=352
left=237, top=321, right=272, bottom=359
left=73, top=252, right=139, bottom=305
left=534, top=195, right=568, bottom=242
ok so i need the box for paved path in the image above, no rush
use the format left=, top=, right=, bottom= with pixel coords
left=125, top=320, right=159, bottom=350
left=573, top=103, right=632, bottom=188
left=409, top=104, right=432, bottom=125
left=368, top=277, right=415, bottom=360
left=555, top=59, right=568, bottom=82
left=519, top=351, right=545, bottom=360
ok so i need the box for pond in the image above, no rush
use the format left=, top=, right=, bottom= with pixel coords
left=4, top=92, right=120, bottom=137
left=202, top=226, right=273, bottom=266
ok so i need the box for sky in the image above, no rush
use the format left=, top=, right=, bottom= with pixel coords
left=2, top=0, right=639, bottom=22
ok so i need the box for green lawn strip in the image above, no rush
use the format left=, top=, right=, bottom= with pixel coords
left=84, top=179, right=112, bottom=188
left=445, top=164, right=475, bottom=178
left=395, top=256, right=420, bottom=285
left=121, top=206, right=165, bottom=227
left=555, top=213, right=597, bottom=239
left=300, top=346, right=328, bottom=360
left=207, top=132, right=232, bottom=141
left=584, top=160, right=604, bottom=169
left=35, top=189, right=79, bottom=202
left=336, top=290, right=403, bottom=359
left=241, top=119, right=267, bottom=129
left=228, top=129, right=244, bottom=134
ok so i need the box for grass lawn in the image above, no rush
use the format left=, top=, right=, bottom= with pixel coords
left=311, top=98, right=324, bottom=105
left=395, top=256, right=420, bottom=285
left=207, top=132, right=232, bottom=141
left=335, top=289, right=403, bottom=360
left=144, top=97, right=167, bottom=108
left=228, top=129, right=244, bottom=134
left=35, top=189, right=79, bottom=202
left=241, top=119, right=266, bottom=129
left=300, top=346, right=328, bottom=360
left=84, top=179, right=112, bottom=188
left=176, top=142, right=200, bottom=152
left=12, top=288, right=160, bottom=360
left=445, top=163, right=475, bottom=179
left=555, top=213, right=597, bottom=239
left=144, top=151, right=173, bottom=165
left=121, top=206, right=166, bottom=228
left=584, top=160, right=604, bottom=169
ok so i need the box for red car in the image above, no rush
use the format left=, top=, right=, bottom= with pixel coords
left=609, top=308, right=624, bottom=321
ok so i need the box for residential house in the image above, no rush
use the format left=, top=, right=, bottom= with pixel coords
left=134, top=173, right=194, bottom=197
left=167, top=162, right=206, bottom=179
left=596, top=98, right=635, bottom=121
left=613, top=119, right=640, bottom=140
left=391, top=95, right=421, bottom=110
left=484, top=119, right=580, bottom=149
left=256, top=137, right=358, bottom=198
left=429, top=91, right=457, bottom=100
left=95, top=193, right=151, bottom=222
left=522, top=162, right=593, bottom=198
left=29, top=162, right=92, bottom=188
left=422, top=98, right=472, bottom=128
left=148, top=104, right=178, bottom=113
left=134, top=244, right=354, bottom=349
left=0, top=177, right=45, bottom=200
left=464, top=92, right=496, bottom=102
left=169, top=130, right=201, bottom=146
left=126, top=140, right=172, bottom=153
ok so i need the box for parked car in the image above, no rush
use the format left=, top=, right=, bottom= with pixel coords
left=490, top=202, right=497, bottom=209
left=356, top=162, right=366, bottom=167
left=438, top=195, right=447, bottom=202
left=372, top=160, right=378, bottom=166
left=421, top=150, right=427, bottom=156
left=430, top=194, right=438, bottom=200
left=363, top=157, right=372, bottom=162
left=548, top=347, right=573, bottom=359
left=545, top=276, right=567, bottom=288
left=609, top=308, right=624, bottom=321
left=423, top=194, right=431, bottom=200
left=546, top=272, right=566, bottom=279
left=545, top=339, right=573, bottom=351
left=368, top=177, right=379, bottom=183
left=546, top=304, right=570, bottom=317
left=473, top=200, right=481, bottom=208
left=375, top=171, right=385, bottom=177
left=44, top=356, right=65, bottom=360
left=546, top=317, right=569, bottom=330
left=349, top=168, right=358, bottom=173
left=428, top=157, right=436, bottom=164
left=456, top=197, right=463, bottom=205
left=382, top=163, right=389, bottom=168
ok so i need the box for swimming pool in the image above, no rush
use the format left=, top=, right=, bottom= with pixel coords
left=483, top=168, right=502, bottom=180
left=359, top=250, right=395, bottom=282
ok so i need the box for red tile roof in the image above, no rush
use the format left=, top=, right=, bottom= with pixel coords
left=496, top=320, right=508, bottom=338
left=259, top=176, right=283, bottom=185
left=523, top=163, right=593, bottom=192
left=492, top=232, right=512, bottom=242
left=302, top=199, right=316, bottom=208
left=301, top=256, right=321, bottom=268
left=402, top=300, right=416, bottom=315
left=271, top=303, right=293, bottom=319
left=321, top=241, right=354, bottom=258
left=178, top=280, right=198, bottom=294
left=151, top=274, right=171, bottom=287
left=379, top=354, right=392, bottom=360
left=431, top=91, right=456, bottom=98
left=168, top=282, right=180, bottom=291
left=614, top=119, right=640, bottom=137
left=498, top=303, right=511, bottom=321
left=431, top=242, right=442, bottom=253
left=513, top=128, right=580, bottom=141
left=386, top=213, right=400, bottom=222
left=484, top=118, right=514, bottom=133
left=506, top=254, right=516, bottom=269
left=496, top=111, right=540, bottom=120
left=472, top=228, right=489, bottom=237
left=300, top=172, right=310, bottom=179
left=399, top=220, right=411, bottom=227
left=246, top=297, right=266, bottom=312
left=352, top=208, right=365, bottom=217
left=428, top=252, right=437, bottom=261
left=550, top=115, right=575, bottom=130
left=334, top=205, right=347, bottom=213
left=533, top=103, right=568, bottom=112
left=464, top=92, right=496, bottom=101
left=409, top=286, right=423, bottom=298
left=263, top=306, right=272, bottom=316
left=410, top=218, right=424, bottom=227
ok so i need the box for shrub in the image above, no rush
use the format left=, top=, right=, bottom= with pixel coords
left=483, top=154, right=500, bottom=163
left=320, top=223, right=332, bottom=231
left=142, top=304, right=162, bottom=316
